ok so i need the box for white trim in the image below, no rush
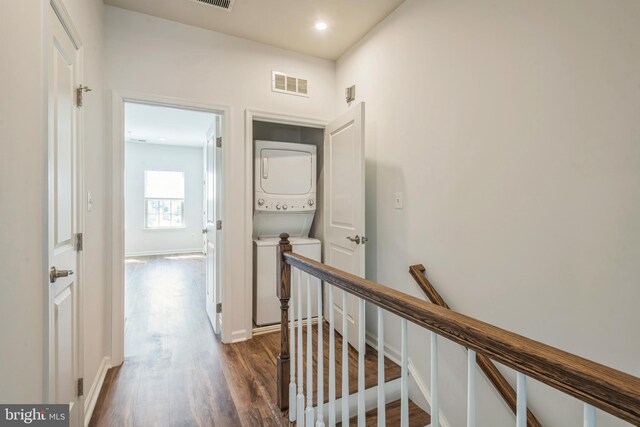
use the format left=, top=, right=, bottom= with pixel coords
left=83, top=356, right=111, bottom=427
left=244, top=109, right=329, bottom=341
left=252, top=324, right=282, bottom=336
left=42, top=0, right=51, bottom=404
left=247, top=109, right=328, bottom=128
left=315, top=377, right=402, bottom=423
left=365, top=330, right=453, bottom=427
left=125, top=249, right=204, bottom=258
left=111, top=90, right=231, bottom=365
left=230, top=329, right=250, bottom=343
left=50, top=0, right=82, bottom=49
left=252, top=317, right=319, bottom=336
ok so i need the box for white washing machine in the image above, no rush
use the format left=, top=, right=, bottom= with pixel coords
left=252, top=140, right=321, bottom=326
left=253, top=237, right=321, bottom=326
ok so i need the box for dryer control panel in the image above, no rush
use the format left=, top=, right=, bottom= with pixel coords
left=255, top=195, right=316, bottom=212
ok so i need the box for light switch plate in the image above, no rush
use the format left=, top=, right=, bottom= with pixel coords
left=394, top=192, right=403, bottom=209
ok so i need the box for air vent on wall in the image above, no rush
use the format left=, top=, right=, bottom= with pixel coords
left=188, top=0, right=234, bottom=11
left=272, top=71, right=309, bottom=97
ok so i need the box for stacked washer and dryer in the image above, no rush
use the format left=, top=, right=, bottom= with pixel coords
left=253, top=140, right=320, bottom=326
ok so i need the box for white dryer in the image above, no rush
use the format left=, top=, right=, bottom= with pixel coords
left=253, top=140, right=317, bottom=238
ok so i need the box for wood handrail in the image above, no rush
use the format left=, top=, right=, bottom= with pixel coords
left=409, top=264, right=542, bottom=427
left=277, top=236, right=640, bottom=424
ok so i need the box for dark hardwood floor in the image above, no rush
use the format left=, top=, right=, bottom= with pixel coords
left=89, top=255, right=429, bottom=426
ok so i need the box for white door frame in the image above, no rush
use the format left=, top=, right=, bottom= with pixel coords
left=45, top=0, right=85, bottom=418
left=110, top=90, right=230, bottom=365
left=244, top=109, right=328, bottom=338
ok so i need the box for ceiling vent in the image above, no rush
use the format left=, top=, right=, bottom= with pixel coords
left=272, top=71, right=309, bottom=97
left=188, top=0, right=234, bottom=11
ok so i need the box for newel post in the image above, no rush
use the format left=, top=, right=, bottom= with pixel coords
left=277, top=232, right=292, bottom=411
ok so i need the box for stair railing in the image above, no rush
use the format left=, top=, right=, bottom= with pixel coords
left=276, top=233, right=640, bottom=426
left=409, top=264, right=542, bottom=427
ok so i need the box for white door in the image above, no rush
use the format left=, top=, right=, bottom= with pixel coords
left=324, top=102, right=366, bottom=351
left=205, top=117, right=223, bottom=334
left=48, top=5, right=82, bottom=426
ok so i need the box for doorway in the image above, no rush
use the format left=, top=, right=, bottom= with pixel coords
left=245, top=105, right=366, bottom=351
left=111, top=93, right=229, bottom=366
left=123, top=102, right=219, bottom=361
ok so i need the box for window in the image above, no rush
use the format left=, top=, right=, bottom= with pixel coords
left=144, top=171, right=185, bottom=228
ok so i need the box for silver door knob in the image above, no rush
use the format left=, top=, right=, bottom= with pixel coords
left=50, top=267, right=74, bottom=283
left=346, top=235, right=361, bottom=244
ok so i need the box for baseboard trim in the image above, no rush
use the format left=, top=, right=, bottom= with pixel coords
left=365, top=330, right=452, bottom=427
left=311, top=377, right=402, bottom=423
left=230, top=329, right=249, bottom=343
left=124, top=248, right=204, bottom=257
left=84, top=356, right=111, bottom=427
left=408, top=359, right=452, bottom=427
left=252, top=317, right=320, bottom=336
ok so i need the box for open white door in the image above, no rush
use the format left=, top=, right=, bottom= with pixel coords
left=48, top=5, right=82, bottom=426
left=324, top=102, right=366, bottom=351
left=205, top=116, right=223, bottom=334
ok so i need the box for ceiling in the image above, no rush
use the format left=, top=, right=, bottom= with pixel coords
left=103, top=0, right=406, bottom=60
left=125, top=103, right=216, bottom=147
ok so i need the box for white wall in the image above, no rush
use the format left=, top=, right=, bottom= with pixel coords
left=0, top=0, right=47, bottom=403
left=125, top=142, right=204, bottom=256
left=0, top=0, right=108, bottom=408
left=105, top=6, right=336, bottom=342
left=336, top=0, right=640, bottom=426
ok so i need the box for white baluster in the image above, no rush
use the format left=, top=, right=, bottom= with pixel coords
left=516, top=373, right=527, bottom=427
left=328, top=286, right=336, bottom=427
left=297, top=269, right=305, bottom=427
left=306, top=273, right=315, bottom=426
left=467, top=349, right=476, bottom=427
left=431, top=332, right=440, bottom=427
left=377, top=307, right=386, bottom=427
left=289, top=270, right=297, bottom=422
left=341, top=291, right=349, bottom=427
left=316, top=277, right=325, bottom=427
left=357, top=298, right=365, bottom=427
left=583, top=403, right=596, bottom=427
left=401, top=319, right=408, bottom=427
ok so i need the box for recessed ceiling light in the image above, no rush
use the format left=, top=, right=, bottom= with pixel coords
left=159, top=137, right=166, bottom=141
left=314, top=20, right=328, bottom=31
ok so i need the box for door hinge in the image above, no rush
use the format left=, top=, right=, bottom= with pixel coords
left=216, top=303, right=222, bottom=313
left=77, top=378, right=84, bottom=397
left=216, top=137, right=222, bottom=148
left=76, top=85, right=92, bottom=107
left=75, top=233, right=83, bottom=251
left=216, top=220, right=222, bottom=230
